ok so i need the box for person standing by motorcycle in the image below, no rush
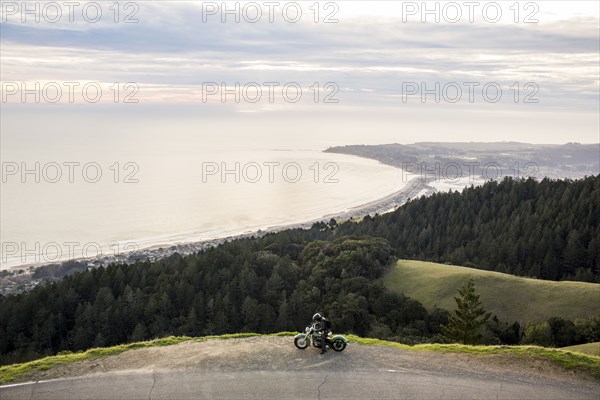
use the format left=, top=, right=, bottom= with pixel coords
left=312, top=312, right=331, bottom=354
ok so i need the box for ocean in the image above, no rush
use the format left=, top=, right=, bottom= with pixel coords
left=0, top=108, right=410, bottom=269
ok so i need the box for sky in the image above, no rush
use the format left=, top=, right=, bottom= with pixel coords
left=1, top=0, right=599, bottom=145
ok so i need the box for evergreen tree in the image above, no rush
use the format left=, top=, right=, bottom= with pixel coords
left=130, top=322, right=148, bottom=342
left=442, top=279, right=491, bottom=344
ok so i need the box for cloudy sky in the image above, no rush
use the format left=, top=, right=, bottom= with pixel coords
left=1, top=1, right=599, bottom=145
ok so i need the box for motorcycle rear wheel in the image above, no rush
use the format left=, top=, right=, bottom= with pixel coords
left=332, top=339, right=346, bottom=352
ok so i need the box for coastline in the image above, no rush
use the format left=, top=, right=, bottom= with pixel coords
left=0, top=177, right=432, bottom=294
left=133, top=177, right=430, bottom=261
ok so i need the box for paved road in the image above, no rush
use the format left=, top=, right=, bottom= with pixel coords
left=2, top=369, right=599, bottom=400
left=1, top=337, right=598, bottom=399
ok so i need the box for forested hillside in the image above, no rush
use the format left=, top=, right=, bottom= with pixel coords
left=331, top=176, right=600, bottom=282
left=1, top=175, right=598, bottom=365
left=0, top=237, right=447, bottom=365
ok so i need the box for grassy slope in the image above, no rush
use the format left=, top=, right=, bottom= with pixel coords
left=563, top=342, right=600, bottom=357
left=1, top=333, right=599, bottom=384
left=383, top=260, right=600, bottom=323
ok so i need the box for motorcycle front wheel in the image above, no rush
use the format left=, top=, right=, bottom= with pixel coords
left=294, top=336, right=309, bottom=349
left=332, top=339, right=346, bottom=352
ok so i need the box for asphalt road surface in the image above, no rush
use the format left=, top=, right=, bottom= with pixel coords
left=1, top=336, right=598, bottom=399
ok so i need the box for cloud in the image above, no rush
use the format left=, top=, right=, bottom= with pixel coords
left=1, top=2, right=598, bottom=111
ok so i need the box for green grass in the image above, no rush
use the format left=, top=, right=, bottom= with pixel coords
left=562, top=342, right=600, bottom=357
left=1, top=332, right=599, bottom=384
left=383, top=259, right=600, bottom=323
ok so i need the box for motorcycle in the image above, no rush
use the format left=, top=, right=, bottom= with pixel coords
left=294, top=324, right=349, bottom=352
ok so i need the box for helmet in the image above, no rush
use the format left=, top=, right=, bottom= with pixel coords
left=312, top=312, right=323, bottom=322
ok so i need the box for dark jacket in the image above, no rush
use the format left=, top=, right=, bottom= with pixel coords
left=314, top=318, right=331, bottom=333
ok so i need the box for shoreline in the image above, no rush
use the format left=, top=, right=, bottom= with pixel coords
left=0, top=177, right=432, bottom=293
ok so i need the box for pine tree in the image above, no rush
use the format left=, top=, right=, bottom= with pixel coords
left=442, top=278, right=491, bottom=344
left=130, top=322, right=148, bottom=342
left=276, top=292, right=289, bottom=331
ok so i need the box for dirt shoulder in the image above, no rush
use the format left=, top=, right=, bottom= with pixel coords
left=8, top=336, right=599, bottom=393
